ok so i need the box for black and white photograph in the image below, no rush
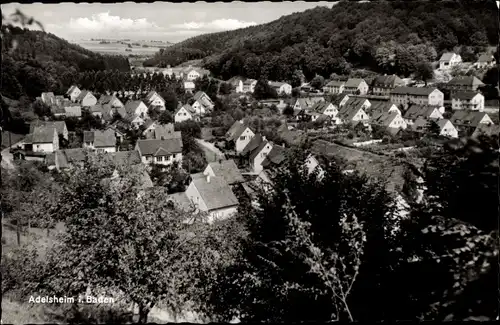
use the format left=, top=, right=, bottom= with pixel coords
left=1, top=0, right=498, bottom=323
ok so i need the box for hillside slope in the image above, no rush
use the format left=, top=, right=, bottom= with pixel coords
left=1, top=26, right=130, bottom=99
left=146, top=0, right=498, bottom=81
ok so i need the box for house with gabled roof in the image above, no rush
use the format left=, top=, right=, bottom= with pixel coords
left=261, top=144, right=287, bottom=170
left=24, top=126, right=59, bottom=153
left=343, top=78, right=369, bottom=95
left=76, top=90, right=97, bottom=107
left=241, top=78, right=258, bottom=93
left=439, top=52, right=462, bottom=70
left=183, top=80, right=196, bottom=93
left=435, top=119, right=459, bottom=138
left=403, top=104, right=443, bottom=125
left=144, top=91, right=166, bottom=111
left=83, top=129, right=117, bottom=153
left=135, top=138, right=183, bottom=166
left=62, top=102, right=82, bottom=118
left=446, top=76, right=485, bottom=92
left=450, top=110, right=494, bottom=134
left=124, top=100, right=149, bottom=120
left=366, top=100, right=401, bottom=117
left=174, top=104, right=198, bottom=123
left=192, top=91, right=214, bottom=114
left=451, top=91, right=484, bottom=111
left=185, top=174, right=239, bottom=223
left=66, top=85, right=82, bottom=102
left=370, top=111, right=408, bottom=131
left=475, top=53, right=496, bottom=69
left=371, top=75, right=405, bottom=96
left=248, top=136, right=274, bottom=173
left=268, top=81, right=292, bottom=95
left=40, top=92, right=56, bottom=106
left=144, top=122, right=181, bottom=140
left=471, top=123, right=500, bottom=139
left=97, top=95, right=124, bottom=109
left=203, top=159, right=245, bottom=186
left=30, top=120, right=68, bottom=140
left=46, top=148, right=87, bottom=171
left=226, top=120, right=255, bottom=153
left=311, top=101, right=339, bottom=122
left=337, top=102, right=370, bottom=124
left=390, top=87, right=444, bottom=109
left=323, top=80, right=345, bottom=94
left=293, top=97, right=325, bottom=111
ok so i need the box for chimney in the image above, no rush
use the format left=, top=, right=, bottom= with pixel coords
left=262, top=136, right=267, bottom=142
left=206, top=175, right=210, bottom=183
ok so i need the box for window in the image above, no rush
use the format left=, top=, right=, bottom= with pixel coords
left=157, top=156, right=164, bottom=162
left=240, top=136, right=246, bottom=141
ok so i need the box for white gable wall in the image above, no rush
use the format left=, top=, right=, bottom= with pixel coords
left=235, top=128, right=255, bottom=153
left=174, top=107, right=193, bottom=123
left=252, top=142, right=273, bottom=173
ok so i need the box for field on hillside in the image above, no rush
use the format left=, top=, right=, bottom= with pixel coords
left=75, top=40, right=168, bottom=56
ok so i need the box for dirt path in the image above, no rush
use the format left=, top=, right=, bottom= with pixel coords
left=196, top=138, right=225, bottom=162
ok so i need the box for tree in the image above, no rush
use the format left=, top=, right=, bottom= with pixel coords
left=38, top=154, right=207, bottom=323
left=426, top=119, right=441, bottom=136
left=158, top=110, right=174, bottom=124
left=282, top=105, right=294, bottom=117
left=219, top=82, right=233, bottom=95
left=414, top=62, right=434, bottom=86
left=159, top=89, right=178, bottom=112
left=253, top=78, right=278, bottom=100
left=310, top=75, right=325, bottom=90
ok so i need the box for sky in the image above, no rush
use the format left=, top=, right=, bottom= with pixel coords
left=2, top=2, right=335, bottom=43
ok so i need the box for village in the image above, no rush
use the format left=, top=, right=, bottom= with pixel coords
left=4, top=49, right=499, bottom=222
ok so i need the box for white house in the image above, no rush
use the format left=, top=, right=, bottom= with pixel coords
left=390, top=87, right=444, bottom=109
left=371, top=75, right=405, bottom=96
left=66, top=85, right=82, bottom=102
left=203, top=159, right=245, bottom=186
left=29, top=120, right=68, bottom=140
left=436, top=119, right=459, bottom=138
left=183, top=81, right=196, bottom=93
left=249, top=138, right=274, bottom=174
left=475, top=53, right=496, bottom=69
left=191, top=91, right=214, bottom=114
left=226, top=120, right=255, bottom=153
left=439, top=52, right=462, bottom=70
left=268, top=81, right=292, bottom=95
left=451, top=92, right=485, bottom=111
left=403, top=104, right=443, bottom=125
left=124, top=100, right=149, bottom=119
left=343, top=78, right=369, bottom=95
left=310, top=101, right=340, bottom=123
left=97, top=95, right=124, bottom=109
left=185, top=174, right=239, bottom=223
left=127, top=116, right=146, bottom=129
left=323, top=81, right=345, bottom=94
left=174, top=104, right=197, bottom=123
left=371, top=111, right=408, bottom=130
left=83, top=129, right=117, bottom=153
left=305, top=154, right=325, bottom=180
left=293, top=97, right=325, bottom=111
left=76, top=90, right=97, bottom=107
left=241, top=79, right=258, bottom=93
left=144, top=91, right=166, bottom=111
left=29, top=126, right=59, bottom=153
left=135, top=138, right=183, bottom=166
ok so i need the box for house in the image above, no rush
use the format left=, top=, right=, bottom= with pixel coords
left=475, top=53, right=496, bottom=69
left=370, top=111, right=408, bottom=131
left=304, top=154, right=325, bottom=180
left=40, top=92, right=56, bottom=106
left=124, top=100, right=149, bottom=119
left=125, top=115, right=146, bottom=129
left=183, top=81, right=196, bottom=93
left=192, top=91, right=214, bottom=114
left=403, top=104, right=443, bottom=125
left=366, top=100, right=401, bottom=117
left=439, top=52, right=462, bottom=70
left=268, top=81, right=292, bottom=95
left=242, top=79, right=258, bottom=93
left=144, top=123, right=181, bottom=140
left=390, top=87, right=444, bottom=109
left=89, top=104, right=109, bottom=120
left=30, top=120, right=68, bottom=140
left=248, top=137, right=274, bottom=173
left=451, top=91, right=485, bottom=111
left=203, top=159, right=245, bottom=186
left=343, top=78, right=369, bottom=95
left=25, top=126, right=59, bottom=153
left=83, top=129, right=117, bottom=153
left=323, top=80, right=345, bottom=94
left=435, top=119, right=459, bottom=138
left=135, top=138, right=183, bottom=166
left=62, top=102, right=82, bottom=118
left=97, top=95, right=124, bottom=109
left=144, top=91, right=166, bottom=111
left=183, top=66, right=210, bottom=81
left=226, top=120, right=255, bottom=153
left=174, top=104, right=197, bottom=123
left=446, top=76, right=485, bottom=92
left=471, top=123, right=500, bottom=139
left=76, top=90, right=98, bottom=107
left=46, top=148, right=87, bottom=171
left=110, top=150, right=143, bottom=167
left=371, top=75, right=405, bottom=96
left=50, top=105, right=66, bottom=118
left=261, top=144, right=287, bottom=170
left=310, top=101, right=340, bottom=123
left=66, top=85, right=82, bottom=102
left=293, top=97, right=325, bottom=111
left=450, top=111, right=494, bottom=134
left=337, top=102, right=370, bottom=124
left=185, top=174, right=239, bottom=223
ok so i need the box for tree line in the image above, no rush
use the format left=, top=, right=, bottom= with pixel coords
left=146, top=1, right=498, bottom=81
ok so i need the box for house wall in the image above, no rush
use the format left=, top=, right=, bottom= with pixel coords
left=33, top=143, right=55, bottom=153
left=388, top=115, right=408, bottom=129
left=174, top=108, right=192, bottom=123
left=440, top=122, right=458, bottom=138
left=358, top=81, right=369, bottom=95
left=252, top=142, right=273, bottom=174
left=323, top=104, right=338, bottom=118
left=279, top=84, right=292, bottom=95
left=352, top=109, right=369, bottom=121
left=135, top=103, right=149, bottom=117
left=69, top=89, right=81, bottom=102
left=479, top=114, right=493, bottom=125
left=235, top=128, right=255, bottom=153
left=96, top=146, right=116, bottom=153
left=150, top=98, right=165, bottom=110
left=192, top=101, right=206, bottom=115
left=452, top=95, right=484, bottom=111
left=186, top=70, right=201, bottom=81
left=429, top=109, right=443, bottom=120
left=186, top=182, right=209, bottom=211
left=207, top=206, right=238, bottom=224
left=82, top=95, right=97, bottom=107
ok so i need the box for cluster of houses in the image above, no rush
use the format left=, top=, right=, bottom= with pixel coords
left=228, top=77, right=293, bottom=95
left=132, top=65, right=211, bottom=93
left=438, top=51, right=496, bottom=70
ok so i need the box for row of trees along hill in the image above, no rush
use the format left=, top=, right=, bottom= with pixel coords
left=1, top=25, right=130, bottom=100
left=145, top=0, right=498, bottom=81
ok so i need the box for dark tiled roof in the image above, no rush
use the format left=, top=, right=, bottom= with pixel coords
left=372, top=75, right=404, bottom=88
left=477, top=54, right=495, bottom=63
left=371, top=111, right=400, bottom=127
left=325, top=80, right=345, bottom=87
left=32, top=126, right=56, bottom=144
left=403, top=104, right=441, bottom=120
left=447, top=76, right=484, bottom=87
left=439, top=52, right=456, bottom=61
left=450, top=111, right=491, bottom=128
left=83, top=131, right=94, bottom=143
left=76, top=90, right=91, bottom=102
left=93, top=129, right=117, bottom=148
left=54, top=148, right=87, bottom=169
left=249, top=140, right=269, bottom=161
left=345, top=78, right=365, bottom=88
left=241, top=133, right=263, bottom=155
left=226, top=120, right=251, bottom=141
left=451, top=91, right=481, bottom=101
left=124, top=100, right=146, bottom=116
left=191, top=176, right=239, bottom=211
left=30, top=121, right=66, bottom=136
left=391, top=87, right=437, bottom=96
left=208, top=159, right=245, bottom=185
left=136, top=138, right=183, bottom=155
left=261, top=145, right=287, bottom=168
left=111, top=150, right=142, bottom=166
left=311, top=101, right=334, bottom=114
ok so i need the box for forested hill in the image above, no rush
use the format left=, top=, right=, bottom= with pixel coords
left=1, top=26, right=130, bottom=100
left=145, top=0, right=498, bottom=81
